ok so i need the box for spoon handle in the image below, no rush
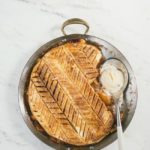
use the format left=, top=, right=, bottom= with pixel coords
left=116, top=103, right=124, bottom=150
left=117, top=125, right=124, bottom=150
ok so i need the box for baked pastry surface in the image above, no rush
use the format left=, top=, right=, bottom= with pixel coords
left=27, top=39, right=114, bottom=145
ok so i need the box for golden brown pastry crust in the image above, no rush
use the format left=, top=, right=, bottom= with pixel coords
left=27, top=39, right=114, bottom=145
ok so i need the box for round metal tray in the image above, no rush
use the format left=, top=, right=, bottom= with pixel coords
left=18, top=19, right=138, bottom=150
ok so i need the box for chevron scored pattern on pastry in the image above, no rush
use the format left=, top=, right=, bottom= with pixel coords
left=27, top=39, right=114, bottom=145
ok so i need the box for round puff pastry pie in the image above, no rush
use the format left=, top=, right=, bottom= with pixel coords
left=27, top=39, right=114, bottom=145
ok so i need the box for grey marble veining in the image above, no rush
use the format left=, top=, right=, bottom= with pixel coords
left=0, top=0, right=150, bottom=149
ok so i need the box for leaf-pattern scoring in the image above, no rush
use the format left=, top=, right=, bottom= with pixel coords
left=27, top=39, right=114, bottom=145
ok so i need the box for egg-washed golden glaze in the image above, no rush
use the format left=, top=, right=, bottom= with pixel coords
left=27, top=39, right=114, bottom=145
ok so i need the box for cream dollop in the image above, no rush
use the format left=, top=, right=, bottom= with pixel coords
left=100, top=64, right=124, bottom=94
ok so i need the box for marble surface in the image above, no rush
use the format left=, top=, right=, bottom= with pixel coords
left=0, top=0, right=150, bottom=149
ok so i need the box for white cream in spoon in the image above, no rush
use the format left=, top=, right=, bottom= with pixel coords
left=100, top=64, right=124, bottom=94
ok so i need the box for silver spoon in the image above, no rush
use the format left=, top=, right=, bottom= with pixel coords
left=100, top=58, right=129, bottom=150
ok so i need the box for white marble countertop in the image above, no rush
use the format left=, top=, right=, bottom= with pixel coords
left=0, top=0, right=150, bottom=149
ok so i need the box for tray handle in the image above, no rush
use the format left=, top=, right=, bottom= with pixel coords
left=61, top=18, right=89, bottom=35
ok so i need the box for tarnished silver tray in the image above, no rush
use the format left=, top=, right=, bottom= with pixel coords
left=18, top=18, right=138, bottom=150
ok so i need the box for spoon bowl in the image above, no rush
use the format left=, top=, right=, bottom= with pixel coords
left=100, top=58, right=129, bottom=100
